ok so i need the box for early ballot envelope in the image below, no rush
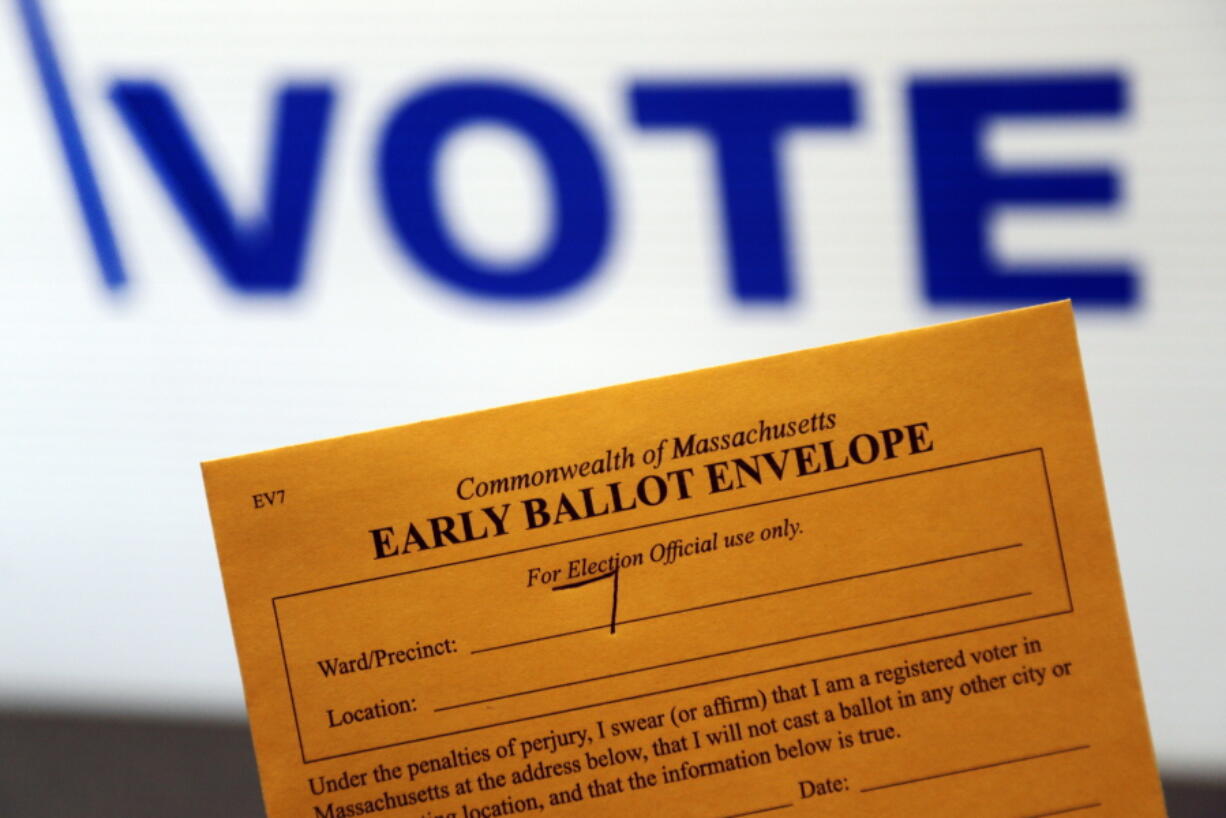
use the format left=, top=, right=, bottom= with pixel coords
left=203, top=302, right=1166, bottom=817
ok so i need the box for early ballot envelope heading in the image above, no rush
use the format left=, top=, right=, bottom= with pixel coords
left=203, top=302, right=1166, bottom=817
left=367, top=420, right=933, bottom=561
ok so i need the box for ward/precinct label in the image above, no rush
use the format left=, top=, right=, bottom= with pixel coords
left=202, top=302, right=1166, bottom=817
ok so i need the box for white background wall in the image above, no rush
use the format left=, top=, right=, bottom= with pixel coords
left=0, top=0, right=1222, bottom=774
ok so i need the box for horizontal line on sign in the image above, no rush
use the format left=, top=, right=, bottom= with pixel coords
left=473, top=543, right=1024, bottom=654
left=441, top=591, right=1031, bottom=712
left=717, top=804, right=793, bottom=818
left=1019, top=803, right=1101, bottom=818
left=859, top=744, right=1091, bottom=793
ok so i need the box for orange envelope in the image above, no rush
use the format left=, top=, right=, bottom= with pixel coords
left=203, top=302, right=1165, bottom=817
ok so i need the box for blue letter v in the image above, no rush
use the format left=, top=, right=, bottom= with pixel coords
left=111, top=82, right=333, bottom=293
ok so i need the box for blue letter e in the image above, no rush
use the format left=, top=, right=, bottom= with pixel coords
left=909, top=74, right=1136, bottom=306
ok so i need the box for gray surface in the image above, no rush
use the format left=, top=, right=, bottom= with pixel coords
left=0, top=711, right=1220, bottom=816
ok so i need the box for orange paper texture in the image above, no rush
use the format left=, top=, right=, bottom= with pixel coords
left=203, top=302, right=1165, bottom=817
